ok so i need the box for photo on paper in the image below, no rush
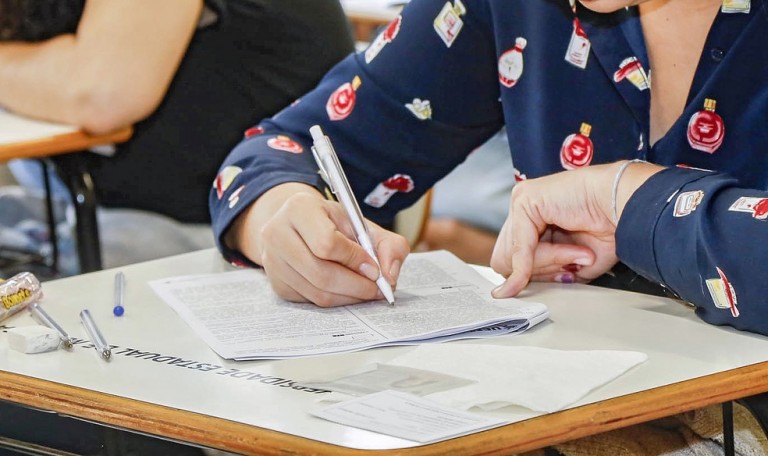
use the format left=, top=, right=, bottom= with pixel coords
left=302, top=363, right=475, bottom=397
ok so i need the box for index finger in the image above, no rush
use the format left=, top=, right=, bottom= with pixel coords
left=491, top=208, right=541, bottom=298
left=300, top=202, right=384, bottom=283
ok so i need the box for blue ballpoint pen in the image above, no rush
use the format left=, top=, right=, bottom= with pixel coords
left=113, top=271, right=125, bottom=316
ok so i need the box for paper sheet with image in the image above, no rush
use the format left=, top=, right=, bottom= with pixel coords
left=386, top=345, right=648, bottom=412
left=149, top=250, right=548, bottom=360
left=311, top=390, right=508, bottom=443
left=303, top=346, right=647, bottom=414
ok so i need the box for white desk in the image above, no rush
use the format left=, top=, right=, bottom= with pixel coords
left=0, top=110, right=131, bottom=162
left=1, top=248, right=768, bottom=455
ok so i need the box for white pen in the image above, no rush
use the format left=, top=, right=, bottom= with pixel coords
left=309, top=125, right=396, bottom=305
left=79, top=309, right=111, bottom=361
left=29, top=302, right=76, bottom=349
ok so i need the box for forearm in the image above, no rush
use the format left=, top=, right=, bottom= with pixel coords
left=0, top=0, right=202, bottom=134
left=0, top=36, right=84, bottom=124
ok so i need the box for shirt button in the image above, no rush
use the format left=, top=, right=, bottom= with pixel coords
left=711, top=48, right=725, bottom=62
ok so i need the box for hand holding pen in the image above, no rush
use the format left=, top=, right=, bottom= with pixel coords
left=310, top=125, right=396, bottom=305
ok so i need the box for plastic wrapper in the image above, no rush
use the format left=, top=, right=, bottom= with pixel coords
left=0, top=272, right=43, bottom=322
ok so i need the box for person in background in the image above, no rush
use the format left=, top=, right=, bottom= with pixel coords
left=209, top=0, right=768, bottom=451
left=0, top=0, right=353, bottom=453
left=0, top=0, right=354, bottom=275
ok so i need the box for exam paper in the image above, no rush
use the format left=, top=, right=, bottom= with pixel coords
left=311, top=390, right=507, bottom=443
left=150, top=250, right=548, bottom=360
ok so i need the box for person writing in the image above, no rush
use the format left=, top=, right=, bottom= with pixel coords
left=210, top=0, right=768, bottom=451
left=212, top=0, right=766, bottom=337
left=0, top=0, right=354, bottom=273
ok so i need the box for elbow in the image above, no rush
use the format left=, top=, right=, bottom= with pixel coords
left=72, top=86, right=158, bottom=135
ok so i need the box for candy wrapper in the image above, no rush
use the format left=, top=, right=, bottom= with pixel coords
left=0, top=272, right=43, bottom=322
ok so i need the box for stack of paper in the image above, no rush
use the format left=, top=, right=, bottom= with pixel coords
left=150, top=250, right=548, bottom=360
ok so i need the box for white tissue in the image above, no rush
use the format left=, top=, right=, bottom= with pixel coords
left=8, top=325, right=60, bottom=354
left=388, top=345, right=647, bottom=413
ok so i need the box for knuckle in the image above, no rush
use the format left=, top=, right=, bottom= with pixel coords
left=270, top=280, right=300, bottom=303
left=311, top=234, right=338, bottom=260
left=490, top=256, right=510, bottom=277
left=397, top=235, right=411, bottom=255
left=312, top=291, right=337, bottom=308
left=311, top=272, right=333, bottom=291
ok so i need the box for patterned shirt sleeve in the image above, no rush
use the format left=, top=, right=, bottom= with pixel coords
left=617, top=167, right=768, bottom=334
left=209, top=0, right=505, bottom=266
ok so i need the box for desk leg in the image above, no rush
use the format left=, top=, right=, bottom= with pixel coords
left=723, top=401, right=734, bottom=456
left=54, top=155, right=103, bottom=273
left=40, top=160, right=60, bottom=274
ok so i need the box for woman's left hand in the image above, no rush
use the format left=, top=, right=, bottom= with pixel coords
left=491, top=161, right=663, bottom=298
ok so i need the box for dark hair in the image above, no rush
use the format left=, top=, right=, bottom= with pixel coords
left=0, top=0, right=85, bottom=41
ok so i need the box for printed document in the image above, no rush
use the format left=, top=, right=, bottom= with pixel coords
left=149, top=250, right=548, bottom=360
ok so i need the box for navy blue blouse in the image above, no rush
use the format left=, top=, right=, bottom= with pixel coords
left=210, top=0, right=768, bottom=335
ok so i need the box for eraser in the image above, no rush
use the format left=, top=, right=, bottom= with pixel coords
left=8, top=325, right=60, bottom=354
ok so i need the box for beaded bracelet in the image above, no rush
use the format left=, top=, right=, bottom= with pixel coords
left=611, top=159, right=644, bottom=225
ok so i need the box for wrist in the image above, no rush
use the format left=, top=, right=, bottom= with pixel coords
left=612, top=161, right=665, bottom=226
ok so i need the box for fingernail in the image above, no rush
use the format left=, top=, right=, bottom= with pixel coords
left=359, top=262, right=380, bottom=281
left=389, top=260, right=402, bottom=283
left=555, top=272, right=575, bottom=284
left=562, top=263, right=581, bottom=273
left=574, top=257, right=592, bottom=266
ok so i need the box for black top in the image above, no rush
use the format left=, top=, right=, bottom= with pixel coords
left=86, top=0, right=353, bottom=223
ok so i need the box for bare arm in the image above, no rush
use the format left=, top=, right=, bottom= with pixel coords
left=0, top=0, right=202, bottom=134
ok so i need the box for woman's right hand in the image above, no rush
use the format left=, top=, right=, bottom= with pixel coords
left=226, top=182, right=410, bottom=307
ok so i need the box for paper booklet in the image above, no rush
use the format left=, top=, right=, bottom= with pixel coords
left=149, top=250, right=549, bottom=360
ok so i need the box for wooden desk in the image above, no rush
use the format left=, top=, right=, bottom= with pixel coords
left=0, top=128, right=132, bottom=162
left=341, top=0, right=402, bottom=42
left=1, top=249, right=768, bottom=455
left=0, top=111, right=132, bottom=273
